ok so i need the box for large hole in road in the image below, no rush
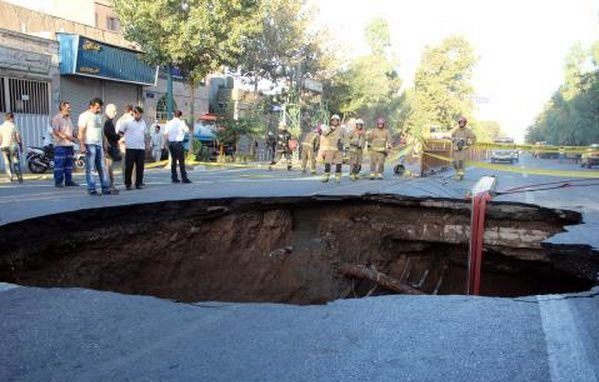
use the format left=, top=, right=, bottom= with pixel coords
left=0, top=195, right=597, bottom=304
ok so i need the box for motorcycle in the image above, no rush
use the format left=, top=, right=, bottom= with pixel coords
left=26, top=144, right=86, bottom=174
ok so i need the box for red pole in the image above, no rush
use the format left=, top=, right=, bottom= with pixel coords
left=467, top=192, right=492, bottom=295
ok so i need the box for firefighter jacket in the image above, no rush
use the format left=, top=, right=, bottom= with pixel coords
left=319, top=125, right=343, bottom=152
left=301, top=131, right=320, bottom=152
left=276, top=130, right=292, bottom=152
left=450, top=127, right=476, bottom=151
left=367, top=128, right=392, bottom=153
left=347, top=128, right=366, bottom=152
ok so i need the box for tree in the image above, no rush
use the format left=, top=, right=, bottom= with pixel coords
left=364, top=18, right=391, bottom=55
left=326, top=18, right=403, bottom=129
left=477, top=121, right=503, bottom=141
left=526, top=41, right=599, bottom=145
left=403, top=36, right=478, bottom=138
left=112, top=0, right=262, bottom=152
left=235, top=0, right=334, bottom=137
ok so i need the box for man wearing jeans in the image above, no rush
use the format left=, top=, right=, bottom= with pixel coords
left=52, top=101, right=79, bottom=188
left=0, top=112, right=23, bottom=183
left=78, top=98, right=111, bottom=195
left=164, top=110, right=191, bottom=183
left=118, top=106, right=148, bottom=190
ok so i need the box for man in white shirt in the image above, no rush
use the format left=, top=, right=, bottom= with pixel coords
left=78, top=98, right=111, bottom=195
left=116, top=104, right=133, bottom=182
left=0, top=112, right=23, bottom=183
left=163, top=110, right=191, bottom=183
left=118, top=106, right=148, bottom=190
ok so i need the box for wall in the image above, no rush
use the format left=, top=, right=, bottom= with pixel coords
left=0, top=28, right=61, bottom=114
left=0, top=1, right=134, bottom=49
left=94, top=1, right=120, bottom=32
left=2, top=0, right=96, bottom=28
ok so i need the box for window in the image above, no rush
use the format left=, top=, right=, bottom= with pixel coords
left=6, top=78, right=50, bottom=115
left=106, top=17, right=121, bottom=32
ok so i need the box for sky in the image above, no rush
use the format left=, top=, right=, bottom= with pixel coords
left=313, top=0, right=599, bottom=142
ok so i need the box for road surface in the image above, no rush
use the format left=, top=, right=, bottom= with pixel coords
left=1, top=153, right=598, bottom=381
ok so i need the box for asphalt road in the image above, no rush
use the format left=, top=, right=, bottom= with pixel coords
left=1, top=154, right=598, bottom=381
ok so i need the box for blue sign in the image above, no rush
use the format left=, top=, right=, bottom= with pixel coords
left=58, top=33, right=157, bottom=86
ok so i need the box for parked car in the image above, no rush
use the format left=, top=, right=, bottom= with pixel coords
left=491, top=149, right=517, bottom=164
left=581, top=144, right=599, bottom=168
left=492, top=137, right=518, bottom=163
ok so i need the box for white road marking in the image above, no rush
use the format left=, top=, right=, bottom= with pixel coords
left=537, top=295, right=597, bottom=382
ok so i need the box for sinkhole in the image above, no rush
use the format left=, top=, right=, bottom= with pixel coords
left=0, top=194, right=597, bottom=305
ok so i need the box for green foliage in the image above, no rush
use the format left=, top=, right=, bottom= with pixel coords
left=215, top=100, right=260, bottom=150
left=235, top=0, right=332, bottom=91
left=526, top=42, right=599, bottom=145
left=365, top=18, right=391, bottom=55
left=112, top=0, right=262, bottom=83
left=325, top=18, right=402, bottom=130
left=403, top=36, right=477, bottom=138
left=474, top=120, right=502, bottom=142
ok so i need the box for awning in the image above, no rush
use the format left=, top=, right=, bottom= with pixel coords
left=57, top=33, right=157, bottom=86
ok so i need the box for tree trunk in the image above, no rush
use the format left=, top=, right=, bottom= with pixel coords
left=339, top=264, right=424, bottom=295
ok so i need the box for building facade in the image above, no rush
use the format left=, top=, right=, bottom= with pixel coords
left=0, top=27, right=60, bottom=171
left=0, top=0, right=208, bottom=125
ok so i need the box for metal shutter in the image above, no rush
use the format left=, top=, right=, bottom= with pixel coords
left=103, top=81, right=139, bottom=117
left=60, top=77, right=100, bottom=119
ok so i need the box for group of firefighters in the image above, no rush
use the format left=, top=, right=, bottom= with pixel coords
left=269, top=114, right=476, bottom=182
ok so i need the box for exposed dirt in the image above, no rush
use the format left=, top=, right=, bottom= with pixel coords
left=0, top=195, right=597, bottom=304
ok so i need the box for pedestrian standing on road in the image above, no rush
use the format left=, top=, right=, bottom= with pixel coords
left=0, top=112, right=23, bottom=183
left=300, top=126, right=320, bottom=175
left=366, top=118, right=392, bottom=180
left=347, top=118, right=366, bottom=181
left=103, top=103, right=121, bottom=194
left=78, top=98, right=111, bottom=195
left=450, top=116, right=476, bottom=181
left=269, top=122, right=293, bottom=171
left=164, top=110, right=191, bottom=184
left=266, top=131, right=276, bottom=163
left=318, top=114, right=344, bottom=183
left=151, top=124, right=164, bottom=162
left=51, top=102, right=79, bottom=188
left=119, top=106, right=148, bottom=190
left=116, top=104, right=134, bottom=183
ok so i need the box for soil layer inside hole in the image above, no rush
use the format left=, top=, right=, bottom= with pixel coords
left=0, top=195, right=597, bottom=304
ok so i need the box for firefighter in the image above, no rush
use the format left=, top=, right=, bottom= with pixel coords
left=367, top=117, right=392, bottom=180
left=266, top=130, right=276, bottom=163
left=269, top=122, right=293, bottom=171
left=319, top=114, right=343, bottom=183
left=347, top=118, right=366, bottom=180
left=300, top=126, right=320, bottom=174
left=450, top=116, right=476, bottom=180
